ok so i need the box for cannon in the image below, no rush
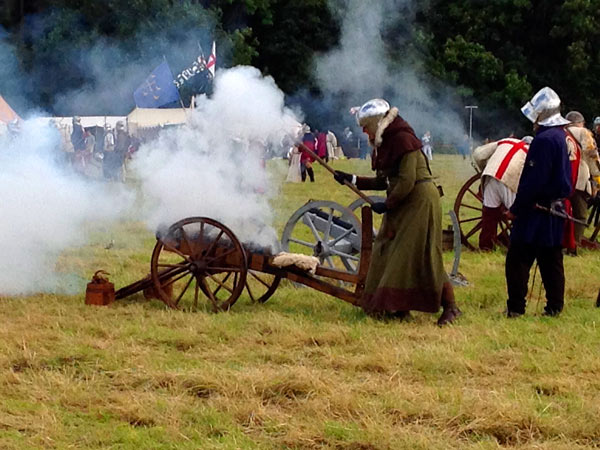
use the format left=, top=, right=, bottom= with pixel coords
left=113, top=194, right=466, bottom=311
left=115, top=204, right=374, bottom=311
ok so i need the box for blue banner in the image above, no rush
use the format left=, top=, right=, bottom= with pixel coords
left=133, top=61, right=180, bottom=108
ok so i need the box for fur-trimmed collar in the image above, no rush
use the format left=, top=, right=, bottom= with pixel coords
left=373, top=107, right=398, bottom=147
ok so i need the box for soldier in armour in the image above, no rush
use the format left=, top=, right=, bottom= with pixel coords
left=505, top=87, right=572, bottom=318
left=564, top=111, right=600, bottom=251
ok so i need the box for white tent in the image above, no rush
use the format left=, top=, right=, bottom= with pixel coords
left=127, top=107, right=189, bottom=133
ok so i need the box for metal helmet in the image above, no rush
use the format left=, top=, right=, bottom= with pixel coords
left=105, top=123, right=112, bottom=130
left=522, top=135, right=534, bottom=144
left=521, top=87, right=569, bottom=126
left=565, top=110, right=585, bottom=125
left=116, top=121, right=125, bottom=130
left=356, top=98, right=390, bottom=127
left=594, top=116, right=600, bottom=127
left=72, top=116, right=81, bottom=125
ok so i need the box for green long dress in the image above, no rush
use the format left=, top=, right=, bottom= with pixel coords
left=359, top=149, right=448, bottom=314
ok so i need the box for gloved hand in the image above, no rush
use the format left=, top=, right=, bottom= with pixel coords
left=550, top=199, right=566, bottom=214
left=371, top=202, right=387, bottom=214
left=333, top=170, right=354, bottom=185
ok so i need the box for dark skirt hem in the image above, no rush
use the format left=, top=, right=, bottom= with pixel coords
left=361, top=287, right=442, bottom=314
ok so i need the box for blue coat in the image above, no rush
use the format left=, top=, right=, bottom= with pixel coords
left=509, top=126, right=572, bottom=247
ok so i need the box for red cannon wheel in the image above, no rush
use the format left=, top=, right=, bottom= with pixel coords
left=150, top=217, right=248, bottom=312
left=453, top=174, right=511, bottom=250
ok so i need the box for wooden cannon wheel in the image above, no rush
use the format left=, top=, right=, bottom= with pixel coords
left=453, top=174, right=511, bottom=250
left=150, top=217, right=248, bottom=311
left=245, top=269, right=281, bottom=304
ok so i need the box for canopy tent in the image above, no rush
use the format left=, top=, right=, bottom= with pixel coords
left=127, top=107, right=189, bottom=133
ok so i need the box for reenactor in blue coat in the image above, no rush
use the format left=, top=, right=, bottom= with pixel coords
left=505, top=87, right=572, bottom=318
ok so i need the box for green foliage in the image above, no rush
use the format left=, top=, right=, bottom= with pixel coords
left=5, top=0, right=600, bottom=122
left=422, top=0, right=600, bottom=122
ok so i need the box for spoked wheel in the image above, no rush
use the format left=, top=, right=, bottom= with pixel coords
left=245, top=271, right=281, bottom=303
left=150, top=217, right=248, bottom=312
left=281, top=200, right=362, bottom=275
left=348, top=195, right=385, bottom=238
left=453, top=174, right=511, bottom=250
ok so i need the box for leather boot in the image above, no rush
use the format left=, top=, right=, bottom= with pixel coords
left=437, top=282, right=462, bottom=326
left=479, top=206, right=502, bottom=251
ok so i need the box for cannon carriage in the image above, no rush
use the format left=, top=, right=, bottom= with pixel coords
left=115, top=194, right=465, bottom=311
left=115, top=201, right=374, bottom=311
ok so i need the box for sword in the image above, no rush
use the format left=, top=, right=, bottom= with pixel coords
left=534, top=203, right=589, bottom=226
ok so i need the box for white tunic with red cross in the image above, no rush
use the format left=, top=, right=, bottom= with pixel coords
left=481, top=138, right=529, bottom=193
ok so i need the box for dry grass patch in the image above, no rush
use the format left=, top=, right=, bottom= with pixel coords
left=1, top=157, right=600, bottom=448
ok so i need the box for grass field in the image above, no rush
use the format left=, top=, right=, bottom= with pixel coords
left=2, top=155, right=600, bottom=449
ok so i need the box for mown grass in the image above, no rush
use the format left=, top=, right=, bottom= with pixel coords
left=1, top=155, right=600, bottom=449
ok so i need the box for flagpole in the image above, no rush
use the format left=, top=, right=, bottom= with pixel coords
left=163, top=54, right=187, bottom=112
left=197, top=41, right=205, bottom=63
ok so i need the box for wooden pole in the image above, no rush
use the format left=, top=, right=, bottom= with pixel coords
left=297, top=143, right=375, bottom=206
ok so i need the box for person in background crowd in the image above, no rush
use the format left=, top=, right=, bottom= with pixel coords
left=315, top=129, right=328, bottom=162
left=326, top=130, right=339, bottom=160
left=333, top=98, right=461, bottom=326
left=593, top=116, right=600, bottom=142
left=505, top=87, right=572, bottom=318
left=473, top=135, right=531, bottom=250
left=102, top=124, right=118, bottom=180
left=286, top=145, right=302, bottom=182
left=422, top=131, right=433, bottom=160
left=300, top=127, right=316, bottom=182
left=114, top=121, right=131, bottom=182
left=70, top=117, right=87, bottom=175
left=458, top=134, right=470, bottom=160
left=564, top=111, right=600, bottom=252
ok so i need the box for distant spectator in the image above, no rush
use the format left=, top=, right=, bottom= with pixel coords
left=593, top=116, right=600, bottom=143
left=300, top=128, right=316, bottom=182
left=286, top=145, right=302, bottom=183
left=458, top=134, right=470, bottom=160
left=102, top=124, right=117, bottom=180
left=315, top=129, right=328, bottom=162
left=422, top=131, right=432, bottom=160
left=114, top=121, right=131, bottom=181
left=326, top=130, right=340, bottom=160
left=71, top=117, right=90, bottom=174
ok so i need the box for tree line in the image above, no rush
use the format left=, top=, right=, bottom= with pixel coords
left=1, top=0, right=599, bottom=130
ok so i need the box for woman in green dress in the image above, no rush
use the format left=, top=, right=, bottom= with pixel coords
left=334, top=99, right=461, bottom=325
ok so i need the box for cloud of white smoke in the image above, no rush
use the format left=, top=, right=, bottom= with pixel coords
left=130, top=65, right=302, bottom=250
left=0, top=119, right=134, bottom=295
left=316, top=0, right=467, bottom=144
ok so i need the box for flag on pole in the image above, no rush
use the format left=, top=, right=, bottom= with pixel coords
left=133, top=61, right=180, bottom=108
left=174, top=54, right=207, bottom=89
left=206, top=41, right=216, bottom=79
